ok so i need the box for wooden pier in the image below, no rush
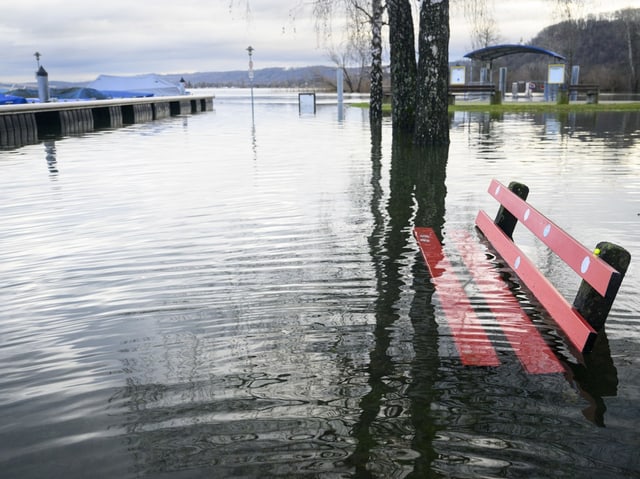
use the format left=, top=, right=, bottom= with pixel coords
left=0, top=94, right=214, bottom=149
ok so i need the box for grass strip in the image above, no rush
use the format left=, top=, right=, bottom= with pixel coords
left=349, top=102, right=640, bottom=114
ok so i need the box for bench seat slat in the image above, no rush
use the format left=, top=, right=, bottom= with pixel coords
left=448, top=230, right=565, bottom=374
left=487, top=179, right=620, bottom=298
left=475, top=210, right=598, bottom=353
left=414, top=227, right=501, bottom=366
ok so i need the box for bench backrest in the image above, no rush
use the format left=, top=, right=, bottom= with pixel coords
left=486, top=179, right=621, bottom=298
left=568, top=84, right=599, bottom=92
left=475, top=179, right=629, bottom=354
left=449, top=84, right=495, bottom=93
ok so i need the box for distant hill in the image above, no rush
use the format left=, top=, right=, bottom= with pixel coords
left=497, top=8, right=640, bottom=92
left=4, top=8, right=637, bottom=93
left=169, top=8, right=639, bottom=93
left=0, top=66, right=345, bottom=92
left=162, top=66, right=343, bottom=89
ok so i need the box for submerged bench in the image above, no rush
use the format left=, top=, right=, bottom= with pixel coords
left=414, top=179, right=630, bottom=361
left=474, top=179, right=630, bottom=353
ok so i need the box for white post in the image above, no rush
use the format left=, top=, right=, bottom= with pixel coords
left=336, top=69, right=344, bottom=121
left=247, top=46, right=255, bottom=122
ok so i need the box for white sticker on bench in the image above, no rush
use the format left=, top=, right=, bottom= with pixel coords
left=524, top=208, right=530, bottom=221
left=581, top=256, right=590, bottom=274
left=543, top=224, right=551, bottom=237
left=515, top=256, right=521, bottom=269
left=495, top=185, right=501, bottom=195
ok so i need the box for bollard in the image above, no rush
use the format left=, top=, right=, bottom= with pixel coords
left=36, top=66, right=50, bottom=103
left=573, top=242, right=631, bottom=331
left=494, top=181, right=529, bottom=238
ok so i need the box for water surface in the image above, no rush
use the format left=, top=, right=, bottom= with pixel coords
left=1, top=90, right=639, bottom=478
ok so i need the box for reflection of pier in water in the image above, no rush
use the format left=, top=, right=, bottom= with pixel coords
left=0, top=94, right=214, bottom=149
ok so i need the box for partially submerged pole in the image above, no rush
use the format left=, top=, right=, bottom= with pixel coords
left=494, top=181, right=529, bottom=238
left=573, top=242, right=631, bottom=331
left=336, top=68, right=344, bottom=121
left=247, top=46, right=255, bottom=123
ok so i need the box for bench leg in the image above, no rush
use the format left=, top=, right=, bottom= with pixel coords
left=573, top=242, right=631, bottom=331
left=494, top=181, right=529, bottom=238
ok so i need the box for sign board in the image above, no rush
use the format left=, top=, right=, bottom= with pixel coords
left=450, top=66, right=466, bottom=85
left=547, top=64, right=565, bottom=84
left=299, top=92, right=316, bottom=114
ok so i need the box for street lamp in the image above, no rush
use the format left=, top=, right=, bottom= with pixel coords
left=247, top=46, right=255, bottom=120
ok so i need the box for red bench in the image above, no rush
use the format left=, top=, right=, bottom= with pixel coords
left=414, top=179, right=630, bottom=359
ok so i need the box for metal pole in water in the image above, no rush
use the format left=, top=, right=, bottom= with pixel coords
left=247, top=46, right=255, bottom=122
left=570, top=65, right=580, bottom=102
left=336, top=68, right=344, bottom=121
left=499, top=67, right=507, bottom=100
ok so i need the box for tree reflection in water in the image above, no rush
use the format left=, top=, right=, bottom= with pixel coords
left=347, top=127, right=448, bottom=477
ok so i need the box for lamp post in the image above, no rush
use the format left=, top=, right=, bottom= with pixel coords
left=247, top=46, right=255, bottom=120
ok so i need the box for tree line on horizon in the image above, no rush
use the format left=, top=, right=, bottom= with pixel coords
left=221, top=1, right=637, bottom=146
left=499, top=8, right=640, bottom=93
left=184, top=7, right=639, bottom=95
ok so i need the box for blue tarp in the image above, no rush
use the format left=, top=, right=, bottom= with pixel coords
left=0, top=87, right=155, bottom=104
left=0, top=94, right=28, bottom=105
left=3, top=86, right=155, bottom=102
left=5, top=88, right=39, bottom=99
left=54, top=87, right=110, bottom=100
left=87, top=74, right=179, bottom=96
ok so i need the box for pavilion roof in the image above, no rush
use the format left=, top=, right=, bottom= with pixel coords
left=464, top=44, right=566, bottom=62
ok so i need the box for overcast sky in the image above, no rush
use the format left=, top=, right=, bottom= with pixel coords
left=1, top=0, right=635, bottom=83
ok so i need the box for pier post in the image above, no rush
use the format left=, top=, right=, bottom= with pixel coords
left=36, top=66, right=50, bottom=103
left=573, top=242, right=631, bottom=331
left=494, top=181, right=529, bottom=238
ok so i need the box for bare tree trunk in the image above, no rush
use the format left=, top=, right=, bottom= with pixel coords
left=624, top=21, right=636, bottom=91
left=619, top=9, right=640, bottom=92
left=414, top=0, right=450, bottom=146
left=369, top=0, right=384, bottom=127
left=343, top=67, right=356, bottom=93
left=387, top=0, right=417, bottom=133
left=356, top=61, right=365, bottom=92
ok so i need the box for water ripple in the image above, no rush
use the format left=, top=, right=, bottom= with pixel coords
left=1, top=96, right=639, bottom=477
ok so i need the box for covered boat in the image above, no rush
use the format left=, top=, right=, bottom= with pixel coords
left=0, top=93, right=28, bottom=105
left=87, top=74, right=183, bottom=97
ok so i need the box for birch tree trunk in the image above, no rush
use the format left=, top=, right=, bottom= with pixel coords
left=369, top=0, right=384, bottom=127
left=387, top=0, right=417, bottom=133
left=619, top=8, right=640, bottom=92
left=414, top=0, right=450, bottom=145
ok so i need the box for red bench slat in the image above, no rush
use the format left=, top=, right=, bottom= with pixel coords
left=475, top=210, right=598, bottom=353
left=487, top=179, right=620, bottom=298
left=414, top=227, right=501, bottom=367
left=448, top=230, right=565, bottom=374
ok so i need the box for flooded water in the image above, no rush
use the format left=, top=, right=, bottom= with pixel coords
left=1, top=89, right=639, bottom=478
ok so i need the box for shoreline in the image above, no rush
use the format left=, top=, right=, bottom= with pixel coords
left=351, top=101, right=640, bottom=114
